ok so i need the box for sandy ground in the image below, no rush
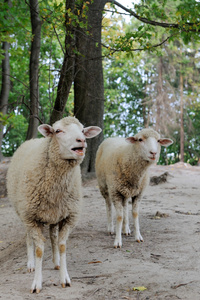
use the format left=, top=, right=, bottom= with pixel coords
left=0, top=159, right=200, bottom=300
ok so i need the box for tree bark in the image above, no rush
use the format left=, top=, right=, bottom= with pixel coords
left=0, top=41, right=10, bottom=159
left=49, top=0, right=76, bottom=125
left=155, top=57, right=163, bottom=132
left=0, top=0, right=11, bottom=159
left=180, top=72, right=184, bottom=162
left=74, top=0, right=106, bottom=173
left=26, top=0, right=41, bottom=140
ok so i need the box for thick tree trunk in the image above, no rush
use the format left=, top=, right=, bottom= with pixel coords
left=155, top=57, right=163, bottom=132
left=49, top=0, right=76, bottom=125
left=0, top=0, right=11, bottom=159
left=26, top=0, right=41, bottom=140
left=0, top=41, right=10, bottom=159
left=74, top=0, right=106, bottom=174
left=180, top=73, right=184, bottom=162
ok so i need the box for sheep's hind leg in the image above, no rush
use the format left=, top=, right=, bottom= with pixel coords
left=132, top=195, right=143, bottom=242
left=50, top=224, right=60, bottom=270
left=27, top=232, right=35, bottom=272
left=122, top=199, right=131, bottom=236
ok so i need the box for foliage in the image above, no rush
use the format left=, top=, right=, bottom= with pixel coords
left=104, top=0, right=200, bottom=55
left=103, top=3, right=200, bottom=165
left=1, top=0, right=200, bottom=164
left=1, top=113, right=28, bottom=156
left=103, top=53, right=145, bottom=137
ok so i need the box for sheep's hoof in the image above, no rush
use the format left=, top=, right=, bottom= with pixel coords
left=114, top=244, right=121, bottom=249
left=54, top=265, right=60, bottom=270
left=124, top=232, right=131, bottom=236
left=136, top=239, right=144, bottom=243
left=30, top=288, right=41, bottom=294
left=28, top=267, right=35, bottom=273
left=61, top=282, right=71, bottom=288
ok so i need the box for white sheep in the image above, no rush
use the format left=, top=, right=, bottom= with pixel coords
left=7, top=116, right=101, bottom=293
left=95, top=128, right=173, bottom=248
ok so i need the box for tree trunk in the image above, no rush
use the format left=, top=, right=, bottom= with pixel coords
left=49, top=0, right=76, bottom=125
left=142, top=77, right=148, bottom=127
left=0, top=0, right=11, bottom=159
left=155, top=57, right=163, bottom=132
left=0, top=41, right=10, bottom=160
left=26, top=0, right=41, bottom=140
left=180, top=72, right=184, bottom=162
left=74, top=0, right=106, bottom=174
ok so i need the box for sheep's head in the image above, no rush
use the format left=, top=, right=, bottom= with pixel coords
left=38, top=117, right=102, bottom=160
left=126, top=128, right=173, bottom=163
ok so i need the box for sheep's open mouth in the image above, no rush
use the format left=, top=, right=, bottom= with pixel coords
left=71, top=147, right=85, bottom=156
left=149, top=156, right=156, bottom=160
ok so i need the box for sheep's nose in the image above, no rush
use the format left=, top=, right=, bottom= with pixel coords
left=76, top=138, right=85, bottom=143
left=150, top=151, right=157, bottom=156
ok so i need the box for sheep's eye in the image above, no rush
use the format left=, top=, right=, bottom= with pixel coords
left=157, top=139, right=160, bottom=143
left=56, top=129, right=62, bottom=134
left=138, top=138, right=143, bottom=142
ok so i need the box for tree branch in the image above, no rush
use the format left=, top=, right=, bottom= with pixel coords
left=101, top=34, right=175, bottom=56
left=107, top=0, right=200, bottom=32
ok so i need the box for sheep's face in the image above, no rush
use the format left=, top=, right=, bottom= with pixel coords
left=126, top=128, right=173, bottom=163
left=54, top=122, right=87, bottom=160
left=38, top=118, right=102, bottom=160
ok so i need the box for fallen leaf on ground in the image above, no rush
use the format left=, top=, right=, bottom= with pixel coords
left=88, top=261, right=102, bottom=264
left=133, top=286, right=147, bottom=291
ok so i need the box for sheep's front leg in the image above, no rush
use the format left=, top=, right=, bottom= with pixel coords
left=49, top=224, right=60, bottom=270
left=59, top=240, right=71, bottom=288
left=105, top=196, right=114, bottom=234
left=27, top=232, right=35, bottom=272
left=113, top=196, right=124, bottom=248
left=58, top=218, right=77, bottom=288
left=122, top=199, right=131, bottom=236
left=132, top=195, right=143, bottom=242
left=29, top=226, right=45, bottom=294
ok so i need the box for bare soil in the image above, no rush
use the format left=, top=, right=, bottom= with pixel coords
left=0, top=159, right=200, bottom=300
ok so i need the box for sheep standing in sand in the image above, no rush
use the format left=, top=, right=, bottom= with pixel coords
left=95, top=128, right=173, bottom=248
left=7, top=116, right=101, bottom=293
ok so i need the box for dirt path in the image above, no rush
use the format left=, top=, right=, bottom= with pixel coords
left=0, top=160, right=200, bottom=300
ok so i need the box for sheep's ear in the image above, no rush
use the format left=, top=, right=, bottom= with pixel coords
left=125, top=137, right=138, bottom=144
left=159, top=138, right=173, bottom=147
left=83, top=126, right=102, bottom=138
left=38, top=124, right=54, bottom=137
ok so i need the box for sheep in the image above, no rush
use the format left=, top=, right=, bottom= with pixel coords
left=95, top=128, right=173, bottom=248
left=6, top=116, right=101, bottom=293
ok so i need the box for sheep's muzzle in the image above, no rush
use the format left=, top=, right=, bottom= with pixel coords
left=71, top=147, right=85, bottom=156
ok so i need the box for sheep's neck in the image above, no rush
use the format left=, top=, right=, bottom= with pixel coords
left=121, top=152, right=150, bottom=181
left=47, top=138, right=80, bottom=171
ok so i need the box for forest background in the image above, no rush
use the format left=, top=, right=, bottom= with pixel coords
left=0, top=0, right=200, bottom=174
